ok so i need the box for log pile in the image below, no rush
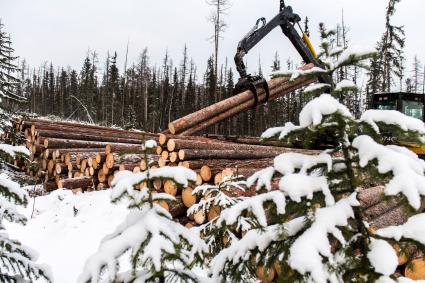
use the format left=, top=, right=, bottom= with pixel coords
left=5, top=118, right=159, bottom=193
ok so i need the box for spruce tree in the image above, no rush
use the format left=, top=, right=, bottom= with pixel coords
left=78, top=140, right=207, bottom=283
left=208, top=29, right=425, bottom=283
left=0, top=20, right=51, bottom=282
left=0, top=21, right=23, bottom=105
left=368, top=0, right=405, bottom=93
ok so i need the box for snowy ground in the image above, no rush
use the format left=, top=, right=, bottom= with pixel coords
left=5, top=188, right=131, bottom=283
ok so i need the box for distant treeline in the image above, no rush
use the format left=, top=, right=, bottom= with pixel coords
left=17, top=46, right=313, bottom=136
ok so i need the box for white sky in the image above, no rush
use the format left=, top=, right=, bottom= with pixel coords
left=1, top=0, right=424, bottom=81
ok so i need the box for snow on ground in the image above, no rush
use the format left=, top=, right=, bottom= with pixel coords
left=5, top=188, right=131, bottom=283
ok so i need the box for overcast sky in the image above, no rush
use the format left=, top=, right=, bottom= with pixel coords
left=1, top=0, right=424, bottom=81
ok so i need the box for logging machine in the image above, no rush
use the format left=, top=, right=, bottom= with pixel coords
left=372, top=92, right=425, bottom=156
left=233, top=0, right=331, bottom=106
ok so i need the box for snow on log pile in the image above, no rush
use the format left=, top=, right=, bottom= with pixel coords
left=2, top=117, right=421, bottom=234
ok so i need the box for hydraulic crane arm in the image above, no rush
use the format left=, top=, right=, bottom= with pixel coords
left=234, top=1, right=331, bottom=103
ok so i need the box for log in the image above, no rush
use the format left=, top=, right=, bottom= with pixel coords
left=23, top=119, right=158, bottom=140
left=180, top=75, right=316, bottom=136
left=193, top=210, right=206, bottom=225
left=167, top=138, right=319, bottom=155
left=57, top=177, right=94, bottom=190
left=357, top=186, right=385, bottom=208
left=405, top=259, right=425, bottom=280
left=164, top=180, right=177, bottom=196
left=35, top=129, right=149, bottom=145
left=182, top=187, right=197, bottom=208
left=43, top=148, right=105, bottom=160
left=200, top=165, right=212, bottom=182
left=186, top=158, right=273, bottom=171
left=41, top=138, right=145, bottom=153
left=168, top=64, right=314, bottom=134
left=169, top=196, right=187, bottom=219
left=178, top=148, right=289, bottom=161
left=204, top=134, right=282, bottom=147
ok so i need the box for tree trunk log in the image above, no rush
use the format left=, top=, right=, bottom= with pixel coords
left=167, top=138, right=319, bottom=155
left=56, top=177, right=94, bottom=190
left=36, top=129, right=150, bottom=145
left=168, top=63, right=314, bottom=134
left=179, top=76, right=317, bottom=136
left=178, top=148, right=292, bottom=161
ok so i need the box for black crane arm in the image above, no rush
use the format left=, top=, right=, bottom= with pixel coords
left=234, top=3, right=332, bottom=101
left=235, top=5, right=322, bottom=78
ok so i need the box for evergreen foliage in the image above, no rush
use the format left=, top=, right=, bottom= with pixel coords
left=211, top=29, right=425, bottom=282
left=0, top=20, right=51, bottom=283
left=0, top=20, right=23, bottom=105
left=187, top=174, right=246, bottom=255
left=78, top=140, right=207, bottom=283
left=367, top=0, right=406, bottom=94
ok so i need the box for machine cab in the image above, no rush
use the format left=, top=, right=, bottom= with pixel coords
left=372, top=92, right=425, bottom=121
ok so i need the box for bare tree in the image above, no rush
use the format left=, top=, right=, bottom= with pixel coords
left=206, top=0, right=230, bottom=91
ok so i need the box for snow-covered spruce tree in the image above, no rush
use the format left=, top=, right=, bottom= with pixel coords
left=210, top=39, right=425, bottom=282
left=78, top=140, right=207, bottom=283
left=0, top=20, right=23, bottom=105
left=0, top=20, right=51, bottom=283
left=0, top=144, right=52, bottom=282
left=187, top=173, right=246, bottom=255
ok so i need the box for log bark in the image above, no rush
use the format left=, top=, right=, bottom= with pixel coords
left=204, top=134, right=282, bottom=147
left=41, top=138, right=146, bottom=153
left=56, top=177, right=94, bottom=190
left=23, top=118, right=158, bottom=140
left=186, top=158, right=273, bottom=171
left=167, top=138, right=319, bottom=155
left=180, top=76, right=317, bottom=136
left=168, top=64, right=314, bottom=134
left=178, top=148, right=290, bottom=161
left=36, top=129, right=149, bottom=145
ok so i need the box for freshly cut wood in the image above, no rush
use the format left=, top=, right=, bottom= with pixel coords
left=42, top=138, right=145, bottom=153
left=200, top=165, right=212, bottom=182
left=405, top=259, right=425, bottom=280
left=154, top=200, right=169, bottom=211
left=180, top=76, right=317, bottom=136
left=178, top=148, right=287, bottom=161
left=161, top=150, right=169, bottom=161
left=182, top=187, right=197, bottom=208
left=23, top=118, right=158, bottom=140
left=118, top=163, right=140, bottom=172
left=169, top=152, right=179, bottom=163
left=256, top=265, right=275, bottom=282
left=98, top=169, right=107, bottom=183
left=35, top=129, right=149, bottom=145
left=186, top=158, right=273, bottom=171
left=57, top=177, right=94, bottom=190
left=168, top=65, right=314, bottom=135
left=193, top=210, right=206, bottom=225
left=167, top=138, right=318, bottom=155
left=105, top=153, right=115, bottom=169
left=207, top=205, right=221, bottom=221
left=205, top=134, right=282, bottom=147
left=55, top=162, right=73, bottom=175
left=163, top=180, right=177, bottom=196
